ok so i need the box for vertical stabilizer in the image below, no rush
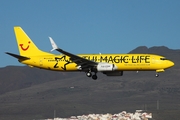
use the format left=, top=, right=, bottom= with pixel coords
left=14, top=27, right=51, bottom=56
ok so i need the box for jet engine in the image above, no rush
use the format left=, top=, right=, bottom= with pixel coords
left=96, top=63, right=118, bottom=71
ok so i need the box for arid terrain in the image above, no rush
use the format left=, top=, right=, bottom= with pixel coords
left=0, top=46, right=180, bottom=120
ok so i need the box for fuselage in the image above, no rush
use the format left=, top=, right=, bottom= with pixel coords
left=20, top=54, right=174, bottom=72
left=6, top=27, right=175, bottom=80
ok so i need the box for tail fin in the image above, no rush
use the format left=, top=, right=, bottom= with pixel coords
left=14, top=27, right=52, bottom=56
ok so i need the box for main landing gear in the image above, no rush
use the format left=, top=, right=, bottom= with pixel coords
left=86, top=72, right=97, bottom=80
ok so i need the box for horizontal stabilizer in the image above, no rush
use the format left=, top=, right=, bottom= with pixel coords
left=6, top=52, right=30, bottom=60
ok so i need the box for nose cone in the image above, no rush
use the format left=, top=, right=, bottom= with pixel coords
left=167, top=60, right=174, bottom=68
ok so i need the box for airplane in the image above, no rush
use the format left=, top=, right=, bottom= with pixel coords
left=6, top=26, right=174, bottom=80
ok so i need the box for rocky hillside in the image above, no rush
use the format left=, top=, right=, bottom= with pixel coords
left=0, top=46, right=180, bottom=120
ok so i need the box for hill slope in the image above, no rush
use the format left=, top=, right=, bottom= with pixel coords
left=0, top=46, right=180, bottom=120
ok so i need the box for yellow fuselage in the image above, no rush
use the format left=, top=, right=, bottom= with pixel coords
left=6, top=27, right=175, bottom=80
left=20, top=54, right=174, bottom=72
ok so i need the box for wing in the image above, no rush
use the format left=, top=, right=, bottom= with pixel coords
left=49, top=37, right=97, bottom=70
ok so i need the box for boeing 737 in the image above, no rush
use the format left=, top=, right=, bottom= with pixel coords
left=6, top=27, right=174, bottom=80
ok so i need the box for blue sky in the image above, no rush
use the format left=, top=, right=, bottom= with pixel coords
left=0, top=0, right=180, bottom=67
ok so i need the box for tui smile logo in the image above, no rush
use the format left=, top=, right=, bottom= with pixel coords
left=19, top=41, right=31, bottom=51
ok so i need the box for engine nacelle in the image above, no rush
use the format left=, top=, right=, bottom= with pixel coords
left=96, top=63, right=118, bottom=71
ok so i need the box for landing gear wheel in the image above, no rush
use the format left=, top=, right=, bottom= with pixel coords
left=155, top=73, right=159, bottom=77
left=92, top=75, right=97, bottom=80
left=86, top=72, right=92, bottom=77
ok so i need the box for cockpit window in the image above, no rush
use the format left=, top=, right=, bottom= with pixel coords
left=160, top=58, right=167, bottom=60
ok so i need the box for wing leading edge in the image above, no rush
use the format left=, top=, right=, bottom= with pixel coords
left=49, top=37, right=97, bottom=70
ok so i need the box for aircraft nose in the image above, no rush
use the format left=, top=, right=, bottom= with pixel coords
left=167, top=60, right=174, bottom=68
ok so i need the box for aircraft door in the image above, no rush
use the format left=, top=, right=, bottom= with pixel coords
left=39, top=59, right=43, bottom=66
left=152, top=56, right=155, bottom=64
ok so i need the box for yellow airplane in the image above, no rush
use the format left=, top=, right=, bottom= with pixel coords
left=6, top=27, right=174, bottom=80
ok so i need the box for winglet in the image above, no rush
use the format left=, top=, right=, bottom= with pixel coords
left=49, top=37, right=58, bottom=52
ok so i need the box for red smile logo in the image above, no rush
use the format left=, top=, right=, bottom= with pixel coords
left=19, top=41, right=31, bottom=51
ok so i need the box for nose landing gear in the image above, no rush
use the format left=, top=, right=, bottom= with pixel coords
left=155, top=73, right=159, bottom=77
